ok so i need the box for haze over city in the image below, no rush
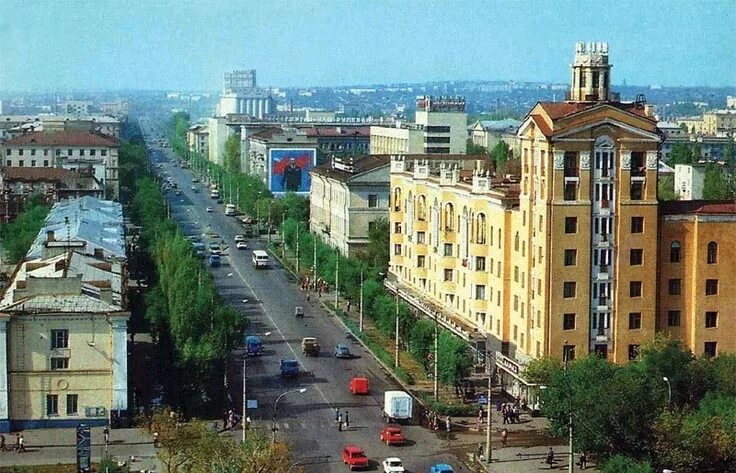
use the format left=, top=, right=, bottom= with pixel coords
left=2, top=0, right=735, bottom=92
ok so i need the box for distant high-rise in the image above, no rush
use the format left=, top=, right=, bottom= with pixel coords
left=223, top=69, right=257, bottom=94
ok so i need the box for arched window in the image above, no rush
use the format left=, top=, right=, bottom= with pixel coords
left=490, top=225, right=494, bottom=246
left=707, top=241, right=718, bottom=264
left=417, top=195, right=427, bottom=221
left=476, top=213, right=487, bottom=244
left=393, top=187, right=402, bottom=211
left=444, top=203, right=455, bottom=231
left=670, top=241, right=681, bottom=263
left=514, top=232, right=520, bottom=251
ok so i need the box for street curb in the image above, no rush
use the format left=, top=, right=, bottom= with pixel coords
left=266, top=248, right=427, bottom=411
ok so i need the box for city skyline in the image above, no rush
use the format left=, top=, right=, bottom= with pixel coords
left=1, top=0, right=734, bottom=92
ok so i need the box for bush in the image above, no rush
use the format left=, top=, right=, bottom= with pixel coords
left=422, top=398, right=480, bottom=417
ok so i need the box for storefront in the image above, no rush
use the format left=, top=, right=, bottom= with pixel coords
left=494, top=352, right=540, bottom=407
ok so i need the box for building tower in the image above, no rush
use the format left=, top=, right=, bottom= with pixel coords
left=569, top=41, right=612, bottom=102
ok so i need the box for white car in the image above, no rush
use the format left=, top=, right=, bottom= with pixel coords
left=234, top=235, right=247, bottom=243
left=382, top=457, right=405, bottom=473
left=236, top=241, right=248, bottom=250
left=206, top=206, right=213, bottom=212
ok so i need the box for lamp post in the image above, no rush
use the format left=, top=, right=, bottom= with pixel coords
left=268, top=201, right=272, bottom=244
left=359, top=271, right=364, bottom=332
left=295, top=222, right=300, bottom=274
left=272, top=388, right=307, bottom=443
left=334, top=248, right=339, bottom=307
left=485, top=356, right=492, bottom=464
left=394, top=290, right=399, bottom=369
left=242, top=331, right=271, bottom=443
left=663, top=376, right=672, bottom=407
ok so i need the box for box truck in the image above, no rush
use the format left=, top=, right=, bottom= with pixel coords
left=383, top=391, right=412, bottom=423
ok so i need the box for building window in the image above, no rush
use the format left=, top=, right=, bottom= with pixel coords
left=630, top=249, right=643, bottom=266
left=475, top=256, right=486, bottom=271
left=707, top=241, right=718, bottom=264
left=629, top=281, right=642, bottom=297
left=631, top=216, right=644, bottom=233
left=443, top=269, right=453, bottom=281
left=101, top=149, right=107, bottom=156
left=393, top=188, right=402, bottom=211
left=563, top=345, right=576, bottom=362
left=564, top=182, right=577, bottom=201
left=564, top=249, right=577, bottom=266
left=31, top=160, right=36, bottom=167
left=630, top=182, right=643, bottom=200
left=705, top=279, right=718, bottom=296
left=667, top=310, right=681, bottom=327
left=417, top=255, right=425, bottom=268
left=443, top=243, right=453, bottom=256
left=5, top=160, right=10, bottom=167
left=51, top=329, right=69, bottom=349
left=475, top=213, right=487, bottom=244
left=80, top=149, right=85, bottom=156
left=67, top=394, right=78, bottom=415
left=444, top=203, right=454, bottom=230
left=628, top=344, right=640, bottom=361
left=563, top=313, right=576, bottom=330
left=68, top=149, right=73, bottom=155
left=43, top=149, right=48, bottom=156
left=705, top=311, right=718, bottom=328
left=563, top=152, right=578, bottom=177
left=416, top=232, right=426, bottom=244
left=4, top=149, right=9, bottom=156
left=670, top=241, right=681, bottom=263
left=704, top=342, right=717, bottom=358
left=564, top=217, right=577, bottom=234
left=394, top=222, right=402, bottom=234
left=417, top=195, right=426, bottom=220
left=563, top=281, right=576, bottom=298
left=43, top=160, right=49, bottom=167
left=55, top=149, right=61, bottom=156
left=629, top=312, right=642, bottom=330
left=368, top=221, right=378, bottom=232
left=668, top=278, right=681, bottom=296
left=90, top=149, right=96, bottom=156
left=18, top=149, right=23, bottom=156
left=51, top=357, right=69, bottom=370
left=30, top=149, right=36, bottom=156
left=46, top=394, right=59, bottom=416
left=367, top=194, right=378, bottom=208
left=475, top=285, right=486, bottom=300
left=393, top=244, right=401, bottom=256
left=18, top=160, right=24, bottom=166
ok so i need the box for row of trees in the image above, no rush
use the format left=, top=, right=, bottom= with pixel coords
left=0, top=196, right=50, bottom=262
left=524, top=338, right=736, bottom=473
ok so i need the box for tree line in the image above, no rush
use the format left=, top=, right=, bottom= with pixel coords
left=0, top=196, right=50, bottom=263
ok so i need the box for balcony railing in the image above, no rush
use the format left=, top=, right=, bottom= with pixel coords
left=631, top=167, right=646, bottom=177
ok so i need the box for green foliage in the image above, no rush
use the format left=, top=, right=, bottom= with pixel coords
left=691, top=142, right=702, bottom=162
left=358, top=217, right=389, bottom=272
left=703, top=164, right=730, bottom=199
left=490, top=140, right=511, bottom=167
left=466, top=139, right=487, bottom=155
left=423, top=399, right=479, bottom=416
left=657, top=175, right=678, bottom=201
left=724, top=135, right=735, bottom=168
left=668, top=143, right=694, bottom=165
left=222, top=134, right=241, bottom=174
left=522, top=356, right=562, bottom=385
left=600, top=455, right=655, bottom=473
left=0, top=196, right=50, bottom=262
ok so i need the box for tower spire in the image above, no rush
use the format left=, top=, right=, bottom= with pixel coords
left=569, top=41, right=612, bottom=102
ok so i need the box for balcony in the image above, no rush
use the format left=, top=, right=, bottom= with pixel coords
left=596, top=297, right=608, bottom=311
left=631, top=166, right=646, bottom=178
left=594, top=327, right=610, bottom=342
left=597, top=265, right=609, bottom=280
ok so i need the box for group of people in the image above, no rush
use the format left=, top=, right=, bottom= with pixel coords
left=0, top=433, right=25, bottom=452
left=420, top=409, right=452, bottom=433
left=222, top=409, right=242, bottom=431
left=300, top=276, right=330, bottom=296
left=500, top=401, right=522, bottom=424
left=334, top=408, right=350, bottom=431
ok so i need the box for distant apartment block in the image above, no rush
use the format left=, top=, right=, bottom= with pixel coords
left=217, top=69, right=275, bottom=119
left=468, top=118, right=521, bottom=150
left=674, top=164, right=705, bottom=200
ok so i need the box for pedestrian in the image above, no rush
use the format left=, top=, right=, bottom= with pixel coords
left=346, top=300, right=352, bottom=312
left=546, top=447, right=555, bottom=469
left=344, top=410, right=350, bottom=428
left=153, top=431, right=160, bottom=448
left=579, top=452, right=587, bottom=470
left=477, top=443, right=483, bottom=460
left=335, top=407, right=340, bottom=422
left=501, top=428, right=508, bottom=447
left=446, top=416, right=451, bottom=433
left=306, top=293, right=311, bottom=302
left=103, top=426, right=110, bottom=445
left=338, top=412, right=342, bottom=426
left=338, top=418, right=343, bottom=432
left=0, top=433, right=5, bottom=452
left=18, top=435, right=24, bottom=453
left=13, top=433, right=19, bottom=452
left=222, top=411, right=229, bottom=430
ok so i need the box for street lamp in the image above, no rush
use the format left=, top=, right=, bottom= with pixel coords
left=272, top=388, right=307, bottom=443
left=663, top=376, right=672, bottom=407
left=241, top=331, right=271, bottom=443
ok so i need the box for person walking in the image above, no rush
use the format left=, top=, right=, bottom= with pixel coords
left=546, top=447, right=555, bottom=469
left=13, top=433, right=20, bottom=452
left=445, top=416, right=451, bottom=437
left=0, top=433, right=5, bottom=452
left=501, top=428, right=508, bottom=447
left=579, top=452, right=587, bottom=470
left=103, top=426, right=110, bottom=446
left=18, top=435, right=25, bottom=453
left=344, top=411, right=350, bottom=428
left=334, top=408, right=340, bottom=422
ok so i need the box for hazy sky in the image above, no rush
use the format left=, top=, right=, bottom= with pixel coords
left=1, top=0, right=734, bottom=92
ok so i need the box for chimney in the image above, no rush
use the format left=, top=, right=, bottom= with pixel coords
left=47, top=230, right=55, bottom=242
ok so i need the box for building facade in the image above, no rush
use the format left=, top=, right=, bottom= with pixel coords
left=388, top=43, right=736, bottom=398
left=306, top=126, right=370, bottom=163
left=1, top=131, right=120, bottom=200
left=246, top=127, right=317, bottom=187
left=309, top=155, right=390, bottom=256
left=674, top=164, right=706, bottom=200
left=468, top=119, right=522, bottom=150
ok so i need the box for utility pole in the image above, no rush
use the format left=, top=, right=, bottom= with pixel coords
left=242, top=356, right=247, bottom=443
left=565, top=344, right=573, bottom=473
left=334, top=248, right=339, bottom=307
left=359, top=271, right=364, bottom=332
left=268, top=202, right=272, bottom=244
left=394, top=290, right=399, bottom=368
left=295, top=222, right=300, bottom=274
left=236, top=181, right=240, bottom=210
left=312, top=238, right=317, bottom=290
left=485, top=354, right=492, bottom=464
left=433, top=316, right=439, bottom=401
left=281, top=211, right=286, bottom=260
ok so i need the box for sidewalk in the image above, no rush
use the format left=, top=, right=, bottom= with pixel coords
left=0, top=426, right=159, bottom=471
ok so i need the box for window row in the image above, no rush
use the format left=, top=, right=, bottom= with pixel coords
left=6, top=160, right=51, bottom=167
left=5, top=148, right=108, bottom=157
left=46, top=393, right=79, bottom=416
left=562, top=342, right=716, bottom=361
left=669, top=241, right=718, bottom=264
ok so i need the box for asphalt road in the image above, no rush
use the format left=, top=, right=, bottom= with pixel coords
left=142, top=129, right=467, bottom=473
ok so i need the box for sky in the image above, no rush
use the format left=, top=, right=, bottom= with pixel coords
left=1, top=0, right=734, bottom=92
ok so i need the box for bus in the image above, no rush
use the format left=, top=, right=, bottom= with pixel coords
left=225, top=204, right=237, bottom=216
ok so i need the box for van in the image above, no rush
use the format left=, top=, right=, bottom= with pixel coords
left=225, top=204, right=237, bottom=216
left=252, top=250, right=269, bottom=268
left=383, top=391, right=413, bottom=423
left=245, top=335, right=263, bottom=356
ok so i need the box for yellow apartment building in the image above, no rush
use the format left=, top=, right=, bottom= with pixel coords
left=388, top=42, right=736, bottom=398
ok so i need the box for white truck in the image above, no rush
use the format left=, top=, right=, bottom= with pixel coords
left=383, top=391, right=412, bottom=423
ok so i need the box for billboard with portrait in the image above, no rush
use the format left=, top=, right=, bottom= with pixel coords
left=268, top=148, right=316, bottom=195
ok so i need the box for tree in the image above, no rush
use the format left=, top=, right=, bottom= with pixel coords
left=223, top=134, right=241, bottom=174
left=691, top=142, right=702, bottom=162
left=466, top=139, right=487, bottom=155
left=0, top=196, right=50, bottom=262
left=703, top=164, right=729, bottom=200
left=600, top=455, right=655, bottom=473
left=490, top=140, right=511, bottom=167
left=657, top=175, right=678, bottom=201
left=359, top=218, right=390, bottom=272
left=522, top=356, right=562, bottom=385
left=668, top=143, right=693, bottom=165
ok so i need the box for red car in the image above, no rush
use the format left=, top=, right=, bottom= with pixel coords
left=342, top=445, right=369, bottom=470
left=380, top=425, right=406, bottom=445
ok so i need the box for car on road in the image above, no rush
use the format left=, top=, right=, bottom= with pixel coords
left=206, top=206, right=213, bottom=212
left=245, top=335, right=263, bottom=356
left=302, top=337, right=320, bottom=356
left=191, top=186, right=198, bottom=192
left=379, top=425, right=406, bottom=445
left=429, top=464, right=454, bottom=473
left=295, top=306, right=305, bottom=318
left=236, top=241, right=248, bottom=250
left=192, top=177, right=199, bottom=183
left=209, top=243, right=222, bottom=254
left=382, top=457, right=405, bottom=473
left=279, top=359, right=299, bottom=377
left=234, top=235, right=247, bottom=243
left=349, top=377, right=370, bottom=395
left=175, top=190, right=182, bottom=196
left=342, top=445, right=369, bottom=471
left=334, top=344, right=351, bottom=359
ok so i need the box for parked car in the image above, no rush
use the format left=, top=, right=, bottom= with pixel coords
left=379, top=425, right=405, bottom=445
left=349, top=377, right=370, bottom=395
left=429, top=464, right=454, bottom=473
left=208, top=253, right=221, bottom=267
left=334, top=344, right=351, bottom=359
left=245, top=335, right=263, bottom=356
left=236, top=241, right=248, bottom=250
left=192, top=177, right=199, bottom=183
left=295, top=306, right=305, bottom=318
left=234, top=234, right=247, bottom=243
left=382, top=457, right=405, bottom=473
left=279, top=359, right=299, bottom=377
left=342, top=445, right=369, bottom=471
left=206, top=206, right=213, bottom=212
